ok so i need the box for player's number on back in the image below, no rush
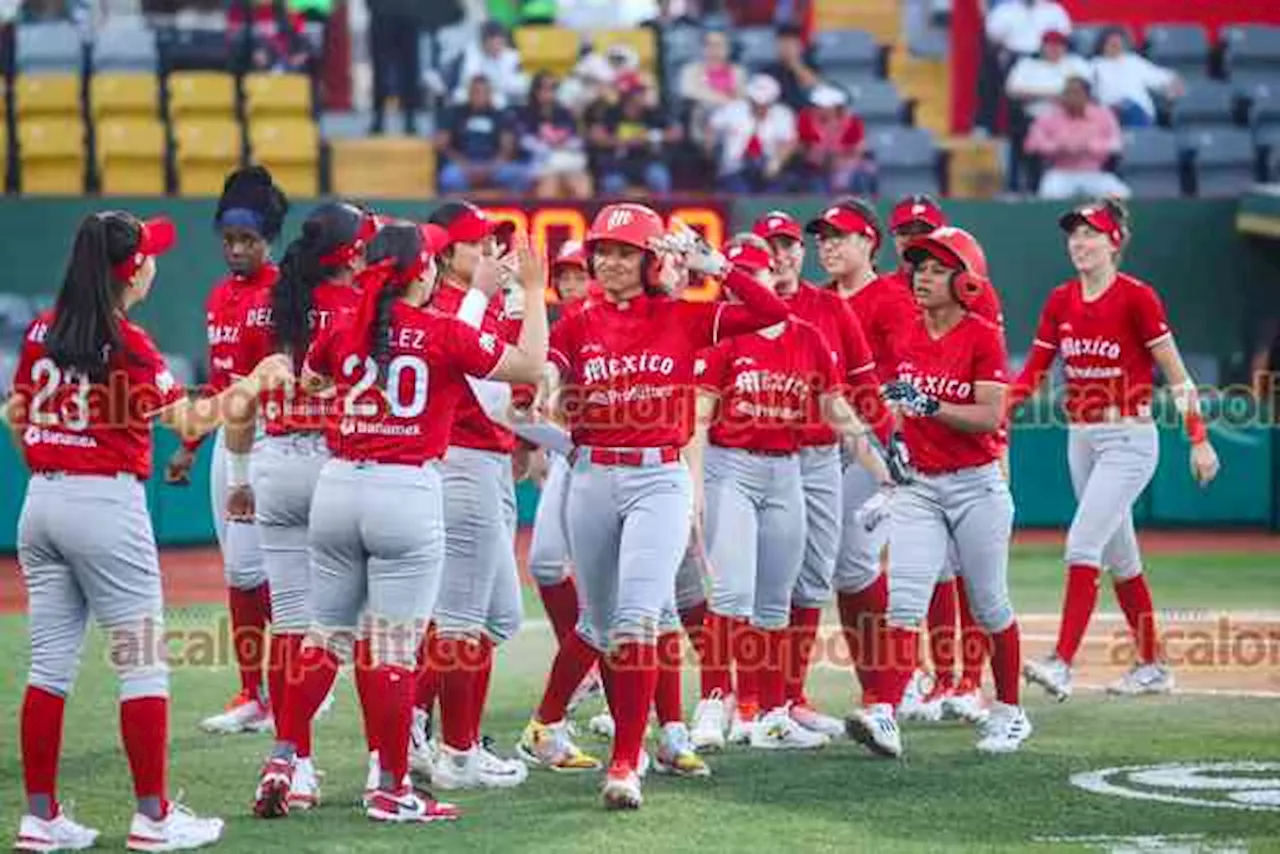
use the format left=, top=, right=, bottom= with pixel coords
left=341, top=354, right=429, bottom=418
left=29, top=356, right=90, bottom=431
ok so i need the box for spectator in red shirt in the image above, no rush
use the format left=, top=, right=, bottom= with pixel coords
left=796, top=84, right=874, bottom=194
left=228, top=0, right=310, bottom=73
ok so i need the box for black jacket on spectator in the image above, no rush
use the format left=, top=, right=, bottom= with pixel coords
left=417, top=0, right=465, bottom=31
left=444, top=103, right=514, bottom=162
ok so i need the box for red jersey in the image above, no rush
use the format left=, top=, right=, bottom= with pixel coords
left=429, top=283, right=522, bottom=454
left=204, top=264, right=278, bottom=393
left=232, top=281, right=361, bottom=435
left=966, top=277, right=1004, bottom=328
left=1029, top=273, right=1172, bottom=423
left=12, top=312, right=186, bottom=479
left=549, top=271, right=786, bottom=449
left=843, top=271, right=920, bottom=373
left=304, top=302, right=506, bottom=466
left=892, top=313, right=1008, bottom=475
left=696, top=320, right=839, bottom=455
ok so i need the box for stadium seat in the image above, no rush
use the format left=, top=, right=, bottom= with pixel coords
left=435, top=22, right=476, bottom=71
left=869, top=126, right=939, bottom=197
left=93, top=18, right=160, bottom=72
left=167, top=71, right=237, bottom=120
left=850, top=80, right=906, bottom=129
left=243, top=72, right=313, bottom=120
left=1252, top=89, right=1280, bottom=175
left=0, top=292, right=34, bottom=344
left=661, top=24, right=704, bottom=98
left=1184, top=128, right=1258, bottom=196
left=14, top=74, right=81, bottom=120
left=514, top=26, right=580, bottom=77
left=19, top=120, right=86, bottom=195
left=592, top=29, right=657, bottom=72
left=0, top=347, right=18, bottom=396
left=735, top=27, right=777, bottom=69
left=16, top=21, right=83, bottom=73
left=330, top=137, right=435, bottom=199
left=173, top=118, right=243, bottom=196
left=1223, top=25, right=1280, bottom=80
left=156, top=26, right=231, bottom=72
left=91, top=72, right=161, bottom=121
left=1230, top=72, right=1278, bottom=102
left=1170, top=81, right=1238, bottom=132
left=1144, top=24, right=1210, bottom=80
left=1118, top=128, right=1183, bottom=197
left=96, top=118, right=167, bottom=195
left=813, top=29, right=880, bottom=78
left=248, top=119, right=319, bottom=197
left=1070, top=24, right=1131, bottom=58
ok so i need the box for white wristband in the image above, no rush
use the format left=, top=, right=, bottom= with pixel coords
left=457, top=288, right=489, bottom=329
left=227, top=451, right=251, bottom=488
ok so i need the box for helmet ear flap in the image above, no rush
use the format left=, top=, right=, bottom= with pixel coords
left=951, top=270, right=981, bottom=307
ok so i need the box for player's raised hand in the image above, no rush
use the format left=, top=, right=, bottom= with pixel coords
left=1190, top=440, right=1220, bottom=487
left=164, top=445, right=196, bottom=486
left=252, top=353, right=295, bottom=391
left=511, top=231, right=546, bottom=295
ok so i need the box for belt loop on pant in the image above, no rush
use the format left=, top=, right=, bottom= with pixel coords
left=586, top=447, right=682, bottom=467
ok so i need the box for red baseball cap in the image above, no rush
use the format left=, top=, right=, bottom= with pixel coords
left=437, top=202, right=517, bottom=252
left=889, top=195, right=947, bottom=232
left=805, top=204, right=881, bottom=247
left=725, top=241, right=773, bottom=274
left=752, top=210, right=803, bottom=241
left=1059, top=203, right=1125, bottom=247
left=113, top=216, right=176, bottom=280
left=552, top=240, right=588, bottom=271
left=1042, top=29, right=1069, bottom=48
left=419, top=223, right=449, bottom=257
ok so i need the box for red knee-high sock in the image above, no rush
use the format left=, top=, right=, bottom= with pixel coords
left=353, top=638, right=380, bottom=754
left=375, top=665, right=416, bottom=786
left=873, top=625, right=920, bottom=708
left=280, top=645, right=340, bottom=753
left=1055, top=564, right=1102, bottom=665
left=437, top=637, right=479, bottom=752
left=956, top=581, right=989, bottom=687
left=1114, top=575, right=1161, bottom=664
left=21, top=686, right=66, bottom=811
left=837, top=573, right=888, bottom=702
left=785, top=605, right=822, bottom=704
left=655, top=631, right=684, bottom=725
left=537, top=631, right=600, bottom=723
left=989, top=622, right=1022, bottom=705
left=601, top=642, right=658, bottom=770
left=120, top=697, right=167, bottom=804
left=730, top=618, right=761, bottom=711
left=678, top=600, right=710, bottom=689
left=538, top=577, right=580, bottom=644
left=927, top=579, right=959, bottom=689
left=267, top=633, right=306, bottom=751
left=469, top=637, right=495, bottom=746
left=758, top=627, right=788, bottom=712
left=416, top=623, right=441, bottom=712
left=701, top=611, right=734, bottom=698
left=227, top=584, right=269, bottom=701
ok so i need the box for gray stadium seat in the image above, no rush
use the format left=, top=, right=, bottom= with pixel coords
left=735, top=27, right=777, bottom=69
left=1144, top=23, right=1210, bottom=79
left=813, top=29, right=879, bottom=77
left=1182, top=352, right=1221, bottom=387
left=1071, top=24, right=1114, bottom=57
left=662, top=25, right=704, bottom=94
left=850, top=80, right=906, bottom=129
left=1119, top=128, right=1183, bottom=197
left=93, top=19, right=159, bottom=72
left=0, top=348, right=18, bottom=397
left=825, top=67, right=880, bottom=94
left=0, top=293, right=35, bottom=343
left=1224, top=25, right=1280, bottom=66
left=1183, top=128, right=1258, bottom=196
left=1231, top=72, right=1279, bottom=102
left=1170, top=81, right=1238, bottom=131
left=869, top=127, right=939, bottom=196
left=17, top=21, right=83, bottom=72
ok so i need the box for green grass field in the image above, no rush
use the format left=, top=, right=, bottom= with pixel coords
left=2, top=545, right=1278, bottom=853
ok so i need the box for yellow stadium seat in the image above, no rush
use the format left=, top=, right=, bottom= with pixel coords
left=96, top=119, right=167, bottom=196
left=174, top=118, right=243, bottom=196
left=15, top=74, right=80, bottom=120
left=91, top=73, right=160, bottom=122
left=167, top=71, right=236, bottom=120
left=514, top=26, right=580, bottom=77
left=243, top=72, right=312, bottom=120
left=592, top=29, right=657, bottom=72
left=19, top=120, right=85, bottom=195
left=248, top=119, right=319, bottom=197
left=330, top=137, right=435, bottom=200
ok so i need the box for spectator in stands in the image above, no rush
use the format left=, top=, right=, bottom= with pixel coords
left=1090, top=27, right=1184, bottom=128
left=1006, top=30, right=1090, bottom=119
left=977, top=0, right=1071, bottom=134
left=590, top=83, right=678, bottom=194
left=437, top=74, right=532, bottom=194
left=1024, top=75, right=1128, bottom=199
left=560, top=51, right=616, bottom=116
left=521, top=72, right=592, bottom=199
left=708, top=73, right=799, bottom=193
left=604, top=43, right=657, bottom=102
left=228, top=0, right=311, bottom=73
left=679, top=29, right=747, bottom=134
left=758, top=22, right=821, bottom=111
left=796, top=84, right=874, bottom=193
left=453, top=20, right=529, bottom=110
left=367, top=0, right=424, bottom=135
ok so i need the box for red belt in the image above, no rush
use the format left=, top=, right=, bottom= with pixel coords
left=586, top=447, right=681, bottom=467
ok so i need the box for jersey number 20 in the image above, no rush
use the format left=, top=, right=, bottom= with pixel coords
left=341, top=354, right=429, bottom=418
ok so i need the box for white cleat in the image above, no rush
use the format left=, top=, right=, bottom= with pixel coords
left=287, top=757, right=320, bottom=812
left=752, top=706, right=830, bottom=750
left=942, top=683, right=989, bottom=725
left=896, top=669, right=932, bottom=720
left=432, top=743, right=527, bottom=790
left=588, top=711, right=616, bottom=740
left=409, top=709, right=436, bottom=776
left=126, top=803, right=224, bottom=852
left=198, top=692, right=270, bottom=735
left=690, top=691, right=728, bottom=752
left=974, top=702, right=1032, bottom=754
left=1107, top=663, right=1175, bottom=696
left=601, top=764, right=643, bottom=811
left=13, top=810, right=100, bottom=852
left=845, top=704, right=903, bottom=759
left=1023, top=655, right=1073, bottom=702
left=727, top=708, right=757, bottom=746
left=654, top=722, right=711, bottom=777
left=478, top=740, right=530, bottom=787
left=788, top=703, right=846, bottom=739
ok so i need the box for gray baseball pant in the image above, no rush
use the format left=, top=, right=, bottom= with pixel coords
left=835, top=455, right=889, bottom=595
left=528, top=451, right=572, bottom=587
left=210, top=426, right=266, bottom=590
left=1066, top=424, right=1158, bottom=579
left=791, top=445, right=842, bottom=608
left=20, top=474, right=168, bottom=700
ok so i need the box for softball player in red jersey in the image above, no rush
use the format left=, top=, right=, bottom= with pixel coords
left=228, top=202, right=375, bottom=813
left=542, top=204, right=789, bottom=810
left=8, top=212, right=292, bottom=852
left=1013, top=200, right=1220, bottom=701
left=252, top=222, right=550, bottom=823
left=846, top=226, right=1032, bottom=758
left=169, top=167, right=289, bottom=737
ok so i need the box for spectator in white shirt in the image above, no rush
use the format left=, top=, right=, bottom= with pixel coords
left=986, top=0, right=1072, bottom=58
left=453, top=20, right=530, bottom=109
left=707, top=73, right=799, bottom=192
left=1006, top=30, right=1091, bottom=119
left=1090, top=27, right=1183, bottom=128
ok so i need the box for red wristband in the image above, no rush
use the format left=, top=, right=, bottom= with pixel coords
left=1185, top=411, right=1208, bottom=445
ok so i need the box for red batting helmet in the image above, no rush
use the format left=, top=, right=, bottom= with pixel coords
left=585, top=203, right=666, bottom=253
left=903, top=226, right=989, bottom=307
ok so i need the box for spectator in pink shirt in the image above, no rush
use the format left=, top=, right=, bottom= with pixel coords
left=1024, top=76, right=1130, bottom=199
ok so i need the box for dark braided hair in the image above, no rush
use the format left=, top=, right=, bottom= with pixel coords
left=364, top=222, right=426, bottom=388
left=215, top=165, right=289, bottom=242
left=273, top=201, right=365, bottom=362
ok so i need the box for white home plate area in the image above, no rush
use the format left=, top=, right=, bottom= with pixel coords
left=1070, top=762, right=1280, bottom=812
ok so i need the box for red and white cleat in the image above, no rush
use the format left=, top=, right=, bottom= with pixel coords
left=366, top=787, right=462, bottom=824
left=253, top=757, right=294, bottom=820
left=199, top=691, right=271, bottom=735
left=126, top=802, right=224, bottom=852
left=601, top=762, right=643, bottom=811
left=13, top=809, right=99, bottom=852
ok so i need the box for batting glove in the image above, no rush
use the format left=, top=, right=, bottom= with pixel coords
left=883, top=380, right=940, bottom=418
left=855, top=488, right=892, bottom=533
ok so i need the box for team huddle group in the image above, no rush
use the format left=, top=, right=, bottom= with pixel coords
left=8, top=163, right=1221, bottom=851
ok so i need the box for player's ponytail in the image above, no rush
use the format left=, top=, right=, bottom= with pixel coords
left=360, top=222, right=425, bottom=388
left=46, top=212, right=139, bottom=383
